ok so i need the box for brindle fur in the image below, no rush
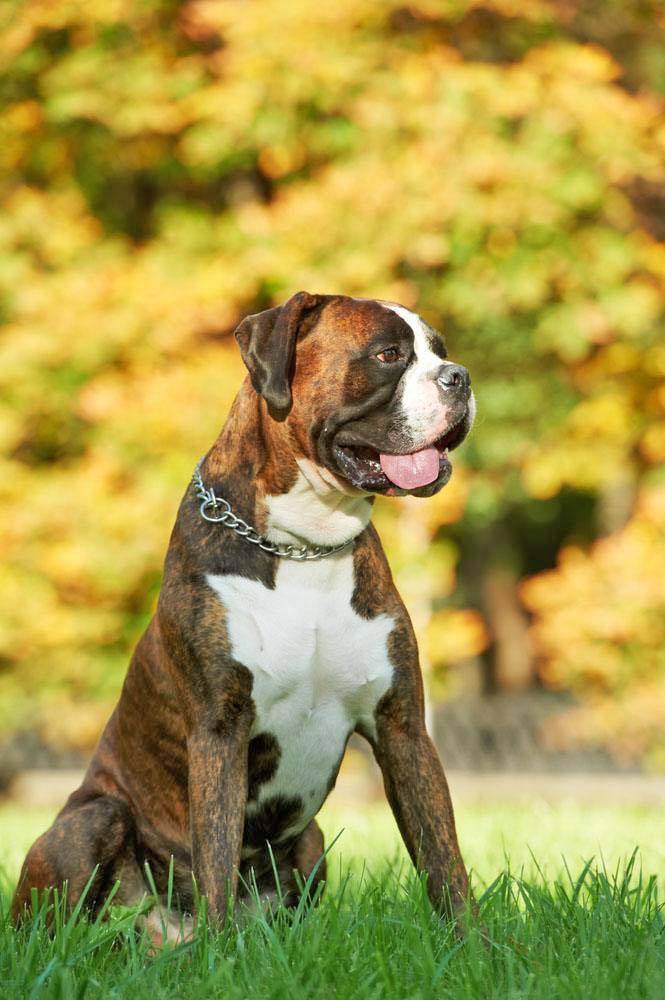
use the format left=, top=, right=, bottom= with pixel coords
left=12, top=294, right=471, bottom=932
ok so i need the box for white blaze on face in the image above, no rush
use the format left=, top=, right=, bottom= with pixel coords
left=381, top=303, right=453, bottom=448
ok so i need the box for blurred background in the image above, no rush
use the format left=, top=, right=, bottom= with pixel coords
left=1, top=1, right=664, bottom=866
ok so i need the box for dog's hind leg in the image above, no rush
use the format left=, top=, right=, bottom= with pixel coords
left=11, top=792, right=136, bottom=923
left=286, top=818, right=327, bottom=905
left=110, top=852, right=197, bottom=948
left=240, top=819, right=327, bottom=915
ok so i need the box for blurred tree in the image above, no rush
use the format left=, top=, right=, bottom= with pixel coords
left=522, top=485, right=665, bottom=771
left=0, top=1, right=663, bottom=764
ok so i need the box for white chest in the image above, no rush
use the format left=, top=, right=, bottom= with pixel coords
left=206, top=553, right=395, bottom=830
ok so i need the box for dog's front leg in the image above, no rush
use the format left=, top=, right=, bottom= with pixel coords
left=371, top=689, right=471, bottom=922
left=187, top=705, right=252, bottom=924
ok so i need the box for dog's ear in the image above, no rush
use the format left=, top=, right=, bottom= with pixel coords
left=234, top=291, right=329, bottom=420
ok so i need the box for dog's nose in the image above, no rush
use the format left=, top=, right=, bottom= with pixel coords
left=437, top=364, right=470, bottom=393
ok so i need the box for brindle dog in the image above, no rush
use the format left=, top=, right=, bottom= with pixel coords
left=12, top=292, right=476, bottom=943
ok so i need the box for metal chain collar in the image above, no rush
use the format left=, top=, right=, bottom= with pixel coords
left=192, top=461, right=353, bottom=561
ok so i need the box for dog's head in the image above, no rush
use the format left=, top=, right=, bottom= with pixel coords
left=235, top=292, right=475, bottom=497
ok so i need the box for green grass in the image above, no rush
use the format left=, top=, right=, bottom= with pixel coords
left=1, top=800, right=664, bottom=998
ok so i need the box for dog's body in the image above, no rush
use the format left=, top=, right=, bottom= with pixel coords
left=12, top=294, right=475, bottom=941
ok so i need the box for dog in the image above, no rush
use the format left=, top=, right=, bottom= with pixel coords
left=12, top=292, right=476, bottom=943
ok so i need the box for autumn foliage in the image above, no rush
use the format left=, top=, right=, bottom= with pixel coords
left=0, top=2, right=663, bottom=764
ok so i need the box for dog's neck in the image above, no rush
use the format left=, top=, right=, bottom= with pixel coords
left=202, top=383, right=373, bottom=549
left=264, top=456, right=373, bottom=548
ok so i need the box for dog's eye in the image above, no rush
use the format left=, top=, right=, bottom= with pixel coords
left=376, top=346, right=402, bottom=364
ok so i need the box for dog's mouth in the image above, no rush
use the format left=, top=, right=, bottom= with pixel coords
left=332, top=417, right=468, bottom=497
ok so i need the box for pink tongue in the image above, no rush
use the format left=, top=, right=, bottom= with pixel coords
left=379, top=447, right=440, bottom=490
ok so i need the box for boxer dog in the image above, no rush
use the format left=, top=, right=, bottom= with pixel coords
left=12, top=293, right=475, bottom=942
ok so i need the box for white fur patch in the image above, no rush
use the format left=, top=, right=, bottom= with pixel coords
left=206, top=551, right=394, bottom=840
left=141, top=905, right=195, bottom=948
left=265, top=458, right=372, bottom=547
left=381, top=302, right=454, bottom=448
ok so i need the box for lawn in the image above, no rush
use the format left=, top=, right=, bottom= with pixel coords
left=1, top=798, right=663, bottom=998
